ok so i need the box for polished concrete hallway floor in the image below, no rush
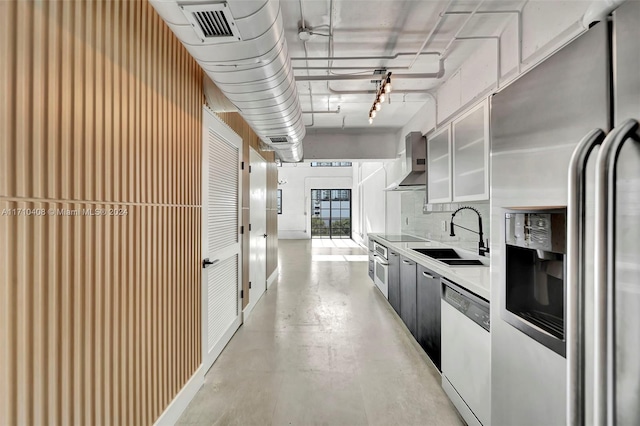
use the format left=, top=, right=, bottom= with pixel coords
left=178, top=240, right=464, bottom=426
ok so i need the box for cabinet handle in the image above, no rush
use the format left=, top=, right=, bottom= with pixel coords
left=391, top=252, right=398, bottom=256
left=422, top=271, right=435, bottom=279
left=402, top=260, right=412, bottom=265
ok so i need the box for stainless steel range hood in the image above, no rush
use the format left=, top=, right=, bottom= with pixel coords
left=385, top=132, right=427, bottom=191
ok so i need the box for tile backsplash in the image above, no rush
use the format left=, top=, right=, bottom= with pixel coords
left=401, top=191, right=490, bottom=254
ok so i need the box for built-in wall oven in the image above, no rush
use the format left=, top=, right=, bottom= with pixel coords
left=373, top=241, right=389, bottom=299
left=368, top=238, right=375, bottom=281
left=502, top=210, right=567, bottom=356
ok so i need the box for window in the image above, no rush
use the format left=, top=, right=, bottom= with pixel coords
left=277, top=189, right=282, bottom=214
left=310, top=161, right=352, bottom=167
left=310, top=189, right=351, bottom=239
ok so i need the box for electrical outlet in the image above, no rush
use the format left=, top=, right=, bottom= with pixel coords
left=442, top=220, right=447, bottom=232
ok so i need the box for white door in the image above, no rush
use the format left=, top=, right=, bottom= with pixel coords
left=201, top=107, right=243, bottom=373
left=245, top=148, right=267, bottom=319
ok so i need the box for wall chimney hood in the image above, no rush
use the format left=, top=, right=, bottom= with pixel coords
left=385, top=132, right=427, bottom=191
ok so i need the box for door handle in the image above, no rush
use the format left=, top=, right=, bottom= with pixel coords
left=202, top=258, right=219, bottom=269
left=593, top=119, right=639, bottom=426
left=422, top=271, right=435, bottom=279
left=263, top=234, right=268, bottom=238
left=566, top=128, right=605, bottom=426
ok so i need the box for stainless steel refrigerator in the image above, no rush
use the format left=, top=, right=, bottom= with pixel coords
left=490, top=2, right=640, bottom=425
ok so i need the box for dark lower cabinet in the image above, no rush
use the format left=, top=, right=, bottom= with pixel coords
left=388, top=250, right=401, bottom=314
left=417, top=264, right=442, bottom=370
left=400, top=256, right=417, bottom=337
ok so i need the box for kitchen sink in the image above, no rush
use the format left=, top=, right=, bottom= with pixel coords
left=439, top=259, right=484, bottom=266
left=411, top=248, right=460, bottom=259
left=411, top=247, right=487, bottom=267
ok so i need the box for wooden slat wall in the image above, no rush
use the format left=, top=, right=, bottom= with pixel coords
left=216, top=112, right=279, bottom=296
left=0, top=1, right=203, bottom=425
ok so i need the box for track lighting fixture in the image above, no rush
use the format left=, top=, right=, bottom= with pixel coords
left=384, top=75, right=392, bottom=93
left=367, top=72, right=391, bottom=124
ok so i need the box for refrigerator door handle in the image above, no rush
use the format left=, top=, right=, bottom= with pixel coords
left=593, top=119, right=640, bottom=426
left=567, top=129, right=606, bottom=426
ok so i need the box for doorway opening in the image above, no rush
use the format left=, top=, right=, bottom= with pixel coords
left=310, top=189, right=351, bottom=239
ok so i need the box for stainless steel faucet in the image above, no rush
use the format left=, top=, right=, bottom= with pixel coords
left=450, top=206, right=489, bottom=256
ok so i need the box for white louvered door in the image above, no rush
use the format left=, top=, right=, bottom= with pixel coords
left=201, top=107, right=242, bottom=373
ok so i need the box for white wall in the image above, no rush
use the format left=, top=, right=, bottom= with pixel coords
left=352, top=162, right=388, bottom=246
left=302, top=128, right=398, bottom=159
left=277, top=163, right=353, bottom=239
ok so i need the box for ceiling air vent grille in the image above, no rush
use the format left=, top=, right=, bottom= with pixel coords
left=180, top=3, right=242, bottom=43
left=269, top=136, right=291, bottom=144
left=194, top=10, right=233, bottom=38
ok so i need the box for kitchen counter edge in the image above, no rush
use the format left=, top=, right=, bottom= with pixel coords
left=368, top=234, right=491, bottom=301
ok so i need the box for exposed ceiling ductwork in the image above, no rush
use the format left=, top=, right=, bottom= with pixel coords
left=150, top=0, right=305, bottom=162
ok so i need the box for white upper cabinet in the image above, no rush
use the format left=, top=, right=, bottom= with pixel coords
left=427, top=126, right=452, bottom=203
left=452, top=101, right=489, bottom=201
left=427, top=100, right=490, bottom=204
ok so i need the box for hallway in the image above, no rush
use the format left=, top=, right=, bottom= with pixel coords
left=178, top=240, right=463, bottom=426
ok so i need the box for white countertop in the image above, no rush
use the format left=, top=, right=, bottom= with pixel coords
left=369, top=234, right=491, bottom=300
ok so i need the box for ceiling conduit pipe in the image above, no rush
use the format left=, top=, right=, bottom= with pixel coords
left=322, top=0, right=447, bottom=95
left=294, top=66, right=422, bottom=71
left=407, top=0, right=456, bottom=68
left=441, top=2, right=528, bottom=74
left=150, top=0, right=305, bottom=162
left=440, top=0, right=486, bottom=59
left=295, top=60, right=445, bottom=81
left=290, top=52, right=442, bottom=62
left=327, top=87, right=435, bottom=95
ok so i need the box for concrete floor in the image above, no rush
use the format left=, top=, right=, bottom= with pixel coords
left=178, top=239, right=464, bottom=426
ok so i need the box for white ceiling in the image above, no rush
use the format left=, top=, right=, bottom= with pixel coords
left=280, top=0, right=525, bottom=130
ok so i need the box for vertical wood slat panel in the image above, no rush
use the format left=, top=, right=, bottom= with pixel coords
left=0, top=1, right=14, bottom=197
left=13, top=1, right=35, bottom=423
left=1, top=1, right=203, bottom=425
left=15, top=1, right=33, bottom=199
left=0, top=1, right=17, bottom=415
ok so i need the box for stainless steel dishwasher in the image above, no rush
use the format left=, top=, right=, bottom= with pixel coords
left=441, top=278, right=491, bottom=426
